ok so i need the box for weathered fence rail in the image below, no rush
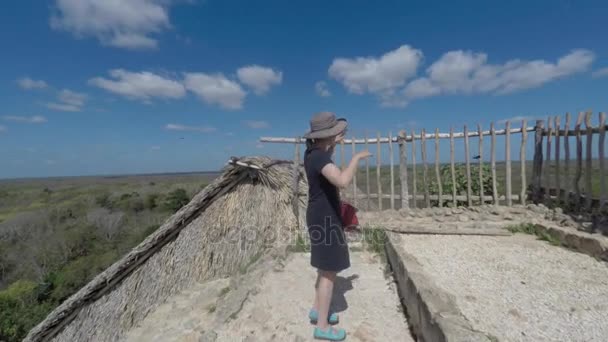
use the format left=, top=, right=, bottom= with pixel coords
left=532, top=112, right=607, bottom=212
left=261, top=111, right=607, bottom=212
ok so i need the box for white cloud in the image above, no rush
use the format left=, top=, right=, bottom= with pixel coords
left=403, top=78, right=440, bottom=99
left=50, top=0, right=175, bottom=50
left=2, top=115, right=47, bottom=124
left=150, top=145, right=161, bottom=150
left=89, top=69, right=186, bottom=101
left=243, top=120, right=270, bottom=129
left=329, top=46, right=595, bottom=107
left=0, top=125, right=6, bottom=133
left=47, top=89, right=87, bottom=112
left=236, top=65, right=282, bottom=95
left=426, top=50, right=487, bottom=93
left=315, top=81, right=331, bottom=97
left=184, top=73, right=246, bottom=110
left=17, top=77, right=48, bottom=90
left=255, top=143, right=264, bottom=149
left=46, top=103, right=80, bottom=112
left=59, top=89, right=87, bottom=106
left=328, top=45, right=422, bottom=98
left=378, top=91, right=409, bottom=108
left=417, top=48, right=595, bottom=96
left=46, top=159, right=57, bottom=165
left=165, top=123, right=216, bottom=133
left=592, top=67, right=608, bottom=78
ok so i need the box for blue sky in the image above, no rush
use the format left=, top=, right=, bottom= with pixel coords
left=1, top=0, right=607, bottom=179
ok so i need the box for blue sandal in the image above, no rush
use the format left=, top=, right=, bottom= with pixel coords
left=309, top=309, right=339, bottom=324
left=313, top=326, right=346, bottom=341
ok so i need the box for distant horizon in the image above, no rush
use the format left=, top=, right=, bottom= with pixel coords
left=0, top=169, right=222, bottom=182
left=4, top=156, right=601, bottom=183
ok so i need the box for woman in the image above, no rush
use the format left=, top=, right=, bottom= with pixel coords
left=303, top=111, right=371, bottom=341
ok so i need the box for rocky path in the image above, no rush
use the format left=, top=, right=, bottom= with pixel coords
left=124, top=251, right=413, bottom=342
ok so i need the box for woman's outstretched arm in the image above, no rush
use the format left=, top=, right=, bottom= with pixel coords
left=321, top=151, right=371, bottom=188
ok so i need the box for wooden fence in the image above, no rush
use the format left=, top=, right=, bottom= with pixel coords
left=532, top=112, right=607, bottom=212
left=260, top=111, right=606, bottom=212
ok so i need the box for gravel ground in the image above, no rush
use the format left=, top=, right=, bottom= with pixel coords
left=123, top=251, right=413, bottom=341
left=398, top=233, right=608, bottom=342
left=215, top=252, right=414, bottom=341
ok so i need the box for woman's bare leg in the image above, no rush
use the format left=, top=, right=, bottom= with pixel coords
left=316, top=270, right=336, bottom=330
left=313, top=270, right=321, bottom=312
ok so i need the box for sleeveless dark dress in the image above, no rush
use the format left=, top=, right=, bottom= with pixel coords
left=304, top=147, right=350, bottom=272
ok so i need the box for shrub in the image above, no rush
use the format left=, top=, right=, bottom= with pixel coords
left=144, top=193, right=159, bottom=210
left=163, top=188, right=190, bottom=212
left=95, top=193, right=111, bottom=208
left=49, top=250, right=118, bottom=303
left=129, top=198, right=145, bottom=213
left=428, top=163, right=493, bottom=207
left=362, top=228, right=387, bottom=256
left=287, top=233, right=310, bottom=253
left=0, top=280, right=53, bottom=342
left=111, top=192, right=143, bottom=212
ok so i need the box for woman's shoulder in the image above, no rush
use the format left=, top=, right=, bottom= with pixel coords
left=306, top=147, right=332, bottom=160
left=305, top=147, right=333, bottom=171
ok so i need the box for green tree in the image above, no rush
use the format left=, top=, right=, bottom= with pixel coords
left=0, top=280, right=53, bottom=342
left=163, top=188, right=190, bottom=212
left=144, top=193, right=159, bottom=210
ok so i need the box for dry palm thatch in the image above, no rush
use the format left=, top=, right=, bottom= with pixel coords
left=24, top=156, right=308, bottom=342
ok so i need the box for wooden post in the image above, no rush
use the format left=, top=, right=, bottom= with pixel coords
left=478, top=124, right=484, bottom=205
left=435, top=128, right=443, bottom=207
left=365, top=133, right=370, bottom=210
left=351, top=135, right=357, bottom=208
left=421, top=128, right=430, bottom=208
left=520, top=119, right=528, bottom=205
left=545, top=117, right=553, bottom=204
left=389, top=131, right=395, bottom=210
left=450, top=127, right=457, bottom=207
left=574, top=112, right=584, bottom=211
left=563, top=113, right=571, bottom=205
left=599, top=112, right=606, bottom=208
left=291, top=137, right=301, bottom=221
left=532, top=120, right=544, bottom=203
left=411, top=129, right=417, bottom=209
left=490, top=122, right=498, bottom=205
left=584, top=112, right=593, bottom=210
left=554, top=116, right=561, bottom=205
left=505, top=121, right=512, bottom=206
left=340, top=140, right=345, bottom=170
left=398, top=130, right=409, bottom=209
left=377, top=132, right=382, bottom=211
left=464, top=125, right=472, bottom=207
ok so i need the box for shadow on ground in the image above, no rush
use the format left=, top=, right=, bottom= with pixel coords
left=331, top=274, right=358, bottom=313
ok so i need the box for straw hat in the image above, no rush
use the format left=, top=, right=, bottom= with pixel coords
left=303, top=111, right=347, bottom=139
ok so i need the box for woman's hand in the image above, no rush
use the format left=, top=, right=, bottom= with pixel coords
left=355, top=151, right=372, bottom=160
left=321, top=150, right=372, bottom=188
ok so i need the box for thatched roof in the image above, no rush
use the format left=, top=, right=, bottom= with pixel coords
left=24, top=156, right=308, bottom=342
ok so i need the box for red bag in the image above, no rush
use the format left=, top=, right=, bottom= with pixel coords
left=340, top=201, right=360, bottom=232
